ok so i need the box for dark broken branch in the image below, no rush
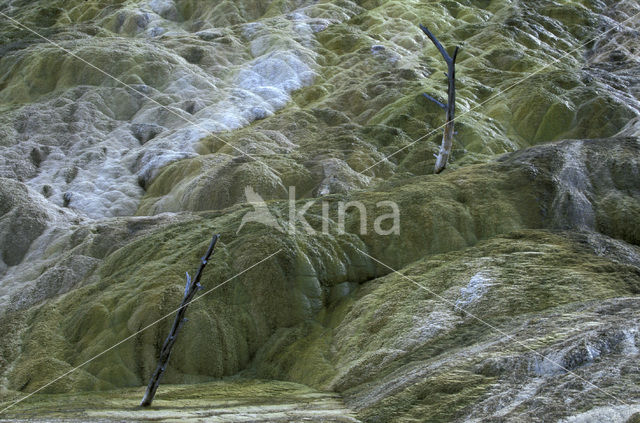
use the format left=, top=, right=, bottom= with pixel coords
left=420, top=24, right=460, bottom=174
left=422, top=93, right=447, bottom=110
left=419, top=24, right=453, bottom=64
left=140, top=233, right=220, bottom=407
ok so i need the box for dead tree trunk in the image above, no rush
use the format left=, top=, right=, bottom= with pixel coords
left=140, top=233, right=220, bottom=407
left=420, top=24, right=459, bottom=174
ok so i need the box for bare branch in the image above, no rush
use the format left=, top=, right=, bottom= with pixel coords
left=419, top=24, right=460, bottom=174
left=420, top=24, right=452, bottom=64
left=140, top=233, right=220, bottom=407
left=423, top=93, right=447, bottom=110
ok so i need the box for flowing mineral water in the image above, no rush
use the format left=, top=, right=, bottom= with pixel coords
left=0, top=0, right=344, bottom=312
left=455, top=270, right=493, bottom=309
left=550, top=141, right=596, bottom=230
left=2, top=0, right=640, bottom=420
left=0, top=1, right=331, bottom=219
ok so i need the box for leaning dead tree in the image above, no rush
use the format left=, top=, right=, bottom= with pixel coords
left=140, top=233, right=220, bottom=407
left=420, top=24, right=460, bottom=174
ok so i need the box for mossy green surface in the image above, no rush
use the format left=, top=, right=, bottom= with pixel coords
left=1, top=0, right=640, bottom=421
left=133, top=0, right=638, bottom=214
left=0, top=378, right=360, bottom=422
left=1, top=211, right=376, bottom=394
left=1, top=136, right=639, bottom=420
left=250, top=230, right=640, bottom=420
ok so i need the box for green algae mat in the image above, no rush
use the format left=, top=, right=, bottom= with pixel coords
left=0, top=379, right=360, bottom=422
left=1, top=0, right=640, bottom=421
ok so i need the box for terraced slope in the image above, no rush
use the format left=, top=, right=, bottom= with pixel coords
left=0, top=0, right=639, bottom=421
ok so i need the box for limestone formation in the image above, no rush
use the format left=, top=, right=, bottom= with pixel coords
left=0, top=0, right=639, bottom=421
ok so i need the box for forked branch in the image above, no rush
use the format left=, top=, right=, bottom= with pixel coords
left=140, top=233, right=220, bottom=407
left=420, top=24, right=460, bottom=174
